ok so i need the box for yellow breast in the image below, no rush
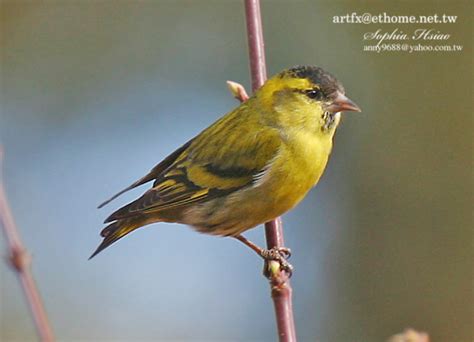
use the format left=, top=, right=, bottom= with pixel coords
left=234, top=127, right=332, bottom=227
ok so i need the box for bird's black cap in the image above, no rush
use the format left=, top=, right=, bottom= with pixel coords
left=282, top=65, right=345, bottom=95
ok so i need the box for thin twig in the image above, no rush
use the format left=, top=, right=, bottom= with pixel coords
left=241, top=1, right=297, bottom=339
left=0, top=147, right=55, bottom=342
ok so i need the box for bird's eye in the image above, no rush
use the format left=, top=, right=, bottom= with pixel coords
left=305, top=89, right=323, bottom=100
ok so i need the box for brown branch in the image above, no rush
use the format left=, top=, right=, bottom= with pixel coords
left=0, top=147, right=55, bottom=342
left=240, top=1, right=297, bottom=340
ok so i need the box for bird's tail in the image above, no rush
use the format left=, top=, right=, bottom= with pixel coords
left=89, top=216, right=155, bottom=259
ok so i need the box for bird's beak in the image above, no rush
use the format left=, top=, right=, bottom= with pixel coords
left=326, top=92, right=361, bottom=113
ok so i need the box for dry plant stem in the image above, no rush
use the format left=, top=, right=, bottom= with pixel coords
left=0, top=148, right=55, bottom=342
left=242, top=1, right=297, bottom=340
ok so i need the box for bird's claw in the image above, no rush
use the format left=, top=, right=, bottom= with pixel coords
left=260, top=246, right=291, bottom=260
left=261, top=247, right=293, bottom=278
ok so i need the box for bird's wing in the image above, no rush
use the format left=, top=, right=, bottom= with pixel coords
left=104, top=118, right=281, bottom=223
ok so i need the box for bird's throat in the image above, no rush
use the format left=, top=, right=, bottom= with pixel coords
left=323, top=112, right=341, bottom=131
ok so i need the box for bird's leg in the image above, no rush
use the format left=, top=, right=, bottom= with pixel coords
left=233, top=234, right=293, bottom=277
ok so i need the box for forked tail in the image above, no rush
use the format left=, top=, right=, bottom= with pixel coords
left=89, top=216, right=153, bottom=259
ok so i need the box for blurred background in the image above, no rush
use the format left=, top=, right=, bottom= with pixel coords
left=1, top=1, right=472, bottom=341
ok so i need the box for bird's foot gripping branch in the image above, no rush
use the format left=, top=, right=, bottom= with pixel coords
left=234, top=234, right=293, bottom=278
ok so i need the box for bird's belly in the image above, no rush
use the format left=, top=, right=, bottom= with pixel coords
left=181, top=138, right=332, bottom=236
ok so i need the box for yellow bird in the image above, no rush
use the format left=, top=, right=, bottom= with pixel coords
left=90, top=65, right=360, bottom=270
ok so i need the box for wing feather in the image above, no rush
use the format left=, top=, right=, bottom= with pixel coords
left=104, top=107, right=282, bottom=222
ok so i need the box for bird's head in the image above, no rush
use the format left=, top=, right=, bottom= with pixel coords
left=258, top=65, right=361, bottom=134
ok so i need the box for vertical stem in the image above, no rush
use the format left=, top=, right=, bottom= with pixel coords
left=243, top=1, right=297, bottom=341
left=0, top=148, right=55, bottom=342
left=244, top=0, right=267, bottom=91
left=264, top=217, right=296, bottom=341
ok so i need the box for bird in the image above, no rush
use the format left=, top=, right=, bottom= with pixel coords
left=90, top=65, right=360, bottom=272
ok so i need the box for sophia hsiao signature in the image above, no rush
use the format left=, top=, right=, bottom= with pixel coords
left=364, top=28, right=451, bottom=46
